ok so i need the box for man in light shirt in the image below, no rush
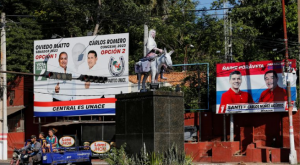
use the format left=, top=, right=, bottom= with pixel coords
left=47, top=52, right=76, bottom=101
left=84, top=50, right=99, bottom=89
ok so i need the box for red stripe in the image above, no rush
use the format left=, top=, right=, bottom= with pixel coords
left=218, top=106, right=222, bottom=114
left=0, top=138, right=7, bottom=140
left=34, top=98, right=117, bottom=107
left=0, top=133, right=7, bottom=135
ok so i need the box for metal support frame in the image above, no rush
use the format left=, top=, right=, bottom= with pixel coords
left=172, top=63, right=209, bottom=142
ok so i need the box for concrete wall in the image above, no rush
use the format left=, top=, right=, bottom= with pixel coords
left=184, top=111, right=300, bottom=162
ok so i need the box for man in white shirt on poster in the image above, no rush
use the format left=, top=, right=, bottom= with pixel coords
left=84, top=50, right=99, bottom=89
left=47, top=52, right=76, bottom=101
left=76, top=50, right=104, bottom=99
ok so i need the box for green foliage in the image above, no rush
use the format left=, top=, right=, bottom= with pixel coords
left=6, top=18, right=43, bottom=74
left=1, top=0, right=43, bottom=76
left=149, top=0, right=198, bottom=69
left=181, top=74, right=199, bottom=110
left=149, top=152, right=163, bottom=165
left=105, top=143, right=193, bottom=165
left=105, top=143, right=133, bottom=165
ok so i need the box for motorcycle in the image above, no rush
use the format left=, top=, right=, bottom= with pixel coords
left=10, top=148, right=30, bottom=165
left=10, top=148, right=21, bottom=165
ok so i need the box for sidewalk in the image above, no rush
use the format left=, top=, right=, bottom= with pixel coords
left=0, top=160, right=10, bottom=164
left=0, top=160, right=291, bottom=165
left=194, top=163, right=290, bottom=165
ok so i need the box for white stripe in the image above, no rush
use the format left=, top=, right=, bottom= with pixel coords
left=34, top=103, right=115, bottom=112
left=74, top=113, right=115, bottom=116
left=217, top=74, right=296, bottom=91
left=216, top=103, right=297, bottom=114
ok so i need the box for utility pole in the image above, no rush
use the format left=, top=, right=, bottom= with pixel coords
left=229, top=18, right=234, bottom=142
left=224, top=1, right=234, bottom=142
left=144, top=24, right=148, bottom=57
left=197, top=66, right=201, bottom=142
left=93, top=0, right=102, bottom=36
left=224, top=1, right=229, bottom=63
left=223, top=0, right=229, bottom=141
left=281, top=0, right=297, bottom=164
left=0, top=12, right=7, bottom=160
left=298, top=0, right=300, bottom=111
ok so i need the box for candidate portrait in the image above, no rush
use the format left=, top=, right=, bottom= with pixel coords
left=259, top=70, right=287, bottom=102
left=219, top=71, right=254, bottom=113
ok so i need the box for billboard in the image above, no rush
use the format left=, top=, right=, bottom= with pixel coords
left=216, top=60, right=297, bottom=114
left=34, top=33, right=129, bottom=117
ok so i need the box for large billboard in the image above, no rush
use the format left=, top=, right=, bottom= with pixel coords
left=34, top=33, right=129, bottom=117
left=216, top=60, right=297, bottom=114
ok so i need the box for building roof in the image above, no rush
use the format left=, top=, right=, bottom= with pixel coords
left=8, top=106, right=25, bottom=116
left=42, top=121, right=115, bottom=127
left=129, top=71, right=205, bottom=86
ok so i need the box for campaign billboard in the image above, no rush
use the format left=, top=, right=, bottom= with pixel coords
left=34, top=33, right=129, bottom=117
left=216, top=60, right=297, bottom=114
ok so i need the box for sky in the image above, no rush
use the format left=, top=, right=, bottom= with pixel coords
left=195, top=0, right=226, bottom=17
left=197, top=0, right=215, bottom=8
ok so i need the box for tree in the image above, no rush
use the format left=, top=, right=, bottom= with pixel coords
left=212, top=0, right=299, bottom=61
left=1, top=0, right=43, bottom=77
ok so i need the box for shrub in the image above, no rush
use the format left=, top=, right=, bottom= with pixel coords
left=105, top=143, right=193, bottom=165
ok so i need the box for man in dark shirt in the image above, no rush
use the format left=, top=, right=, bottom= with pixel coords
left=219, top=71, right=254, bottom=113
left=259, top=70, right=287, bottom=102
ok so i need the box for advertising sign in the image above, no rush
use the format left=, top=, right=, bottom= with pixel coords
left=59, top=136, right=75, bottom=147
left=90, top=141, right=110, bottom=154
left=216, top=60, right=297, bottom=114
left=34, top=33, right=129, bottom=117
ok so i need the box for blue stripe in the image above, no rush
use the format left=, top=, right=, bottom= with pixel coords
left=216, top=87, right=297, bottom=104
left=34, top=108, right=115, bottom=117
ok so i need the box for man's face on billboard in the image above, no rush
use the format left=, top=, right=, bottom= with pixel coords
left=87, top=53, right=97, bottom=69
left=59, top=53, right=68, bottom=69
left=229, top=74, right=242, bottom=89
left=264, top=72, right=278, bottom=90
